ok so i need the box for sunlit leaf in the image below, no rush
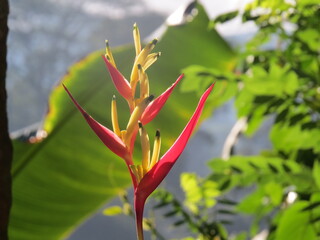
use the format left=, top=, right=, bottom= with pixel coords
left=313, top=161, right=320, bottom=189
left=297, top=29, right=320, bottom=52
left=103, top=206, right=123, bottom=216
left=180, top=65, right=237, bottom=109
left=275, top=201, right=317, bottom=240
left=213, top=10, right=239, bottom=24
left=264, top=182, right=283, bottom=206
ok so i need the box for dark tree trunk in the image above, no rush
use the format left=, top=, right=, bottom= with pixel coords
left=0, top=0, right=12, bottom=239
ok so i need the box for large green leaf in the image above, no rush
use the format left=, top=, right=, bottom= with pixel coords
left=9, top=3, right=236, bottom=240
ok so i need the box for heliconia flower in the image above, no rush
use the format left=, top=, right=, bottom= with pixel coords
left=63, top=23, right=215, bottom=240
left=132, top=84, right=214, bottom=240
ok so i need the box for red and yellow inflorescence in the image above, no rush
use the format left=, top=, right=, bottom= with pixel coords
left=63, top=24, right=214, bottom=240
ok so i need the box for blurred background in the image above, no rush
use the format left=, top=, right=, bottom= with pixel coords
left=7, top=0, right=255, bottom=132
left=8, top=0, right=319, bottom=239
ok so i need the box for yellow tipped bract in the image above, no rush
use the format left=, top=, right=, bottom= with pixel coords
left=138, top=122, right=150, bottom=173
left=105, top=40, right=116, bottom=68
left=149, top=130, right=161, bottom=170
left=133, top=23, right=141, bottom=56
left=138, top=64, right=149, bottom=99
left=144, top=52, right=161, bottom=71
left=111, top=95, right=121, bottom=137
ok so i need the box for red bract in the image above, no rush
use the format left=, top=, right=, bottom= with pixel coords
left=141, top=74, right=184, bottom=125
left=63, top=84, right=131, bottom=163
left=102, top=56, right=133, bottom=102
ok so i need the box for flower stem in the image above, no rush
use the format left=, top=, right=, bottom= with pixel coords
left=134, top=194, right=146, bottom=240
left=120, top=192, right=166, bottom=240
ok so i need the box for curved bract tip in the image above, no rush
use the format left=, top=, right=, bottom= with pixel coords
left=141, top=74, right=184, bottom=125
left=62, top=84, right=130, bottom=161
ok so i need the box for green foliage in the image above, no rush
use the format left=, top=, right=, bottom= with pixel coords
left=212, top=11, right=239, bottom=24
left=210, top=155, right=319, bottom=237
left=209, top=155, right=316, bottom=193
left=180, top=65, right=238, bottom=108
left=181, top=173, right=220, bottom=214
left=313, top=161, right=320, bottom=189
left=152, top=188, right=228, bottom=240
left=103, top=206, right=123, bottom=216
left=275, top=201, right=318, bottom=240
left=153, top=0, right=320, bottom=239
left=9, top=3, right=235, bottom=240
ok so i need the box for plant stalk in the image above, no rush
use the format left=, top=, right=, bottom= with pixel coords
left=134, top=195, right=145, bottom=240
